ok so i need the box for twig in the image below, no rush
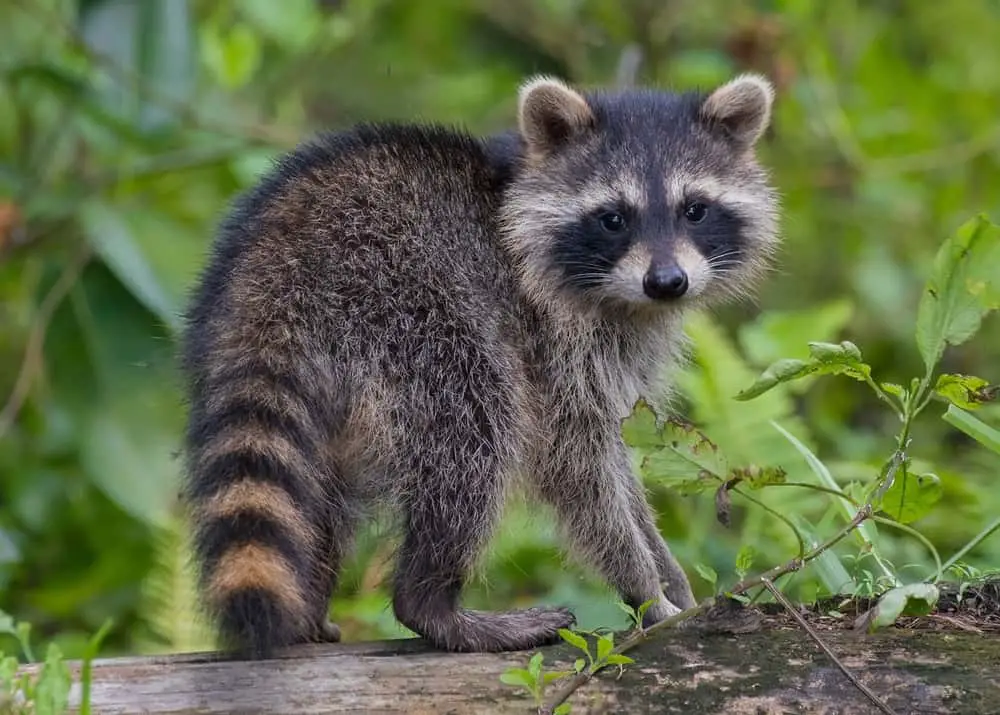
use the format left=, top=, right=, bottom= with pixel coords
left=761, top=577, right=899, bottom=715
left=539, top=505, right=875, bottom=713
left=0, top=243, right=91, bottom=438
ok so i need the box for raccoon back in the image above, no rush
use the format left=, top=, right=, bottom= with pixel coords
left=180, top=123, right=526, bottom=656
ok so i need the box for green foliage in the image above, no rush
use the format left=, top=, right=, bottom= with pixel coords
left=2, top=0, right=999, bottom=667
left=915, top=215, right=1000, bottom=372
left=686, top=214, right=996, bottom=628
left=0, top=610, right=110, bottom=715
left=942, top=405, right=1000, bottom=455
left=735, top=341, right=871, bottom=401
left=857, top=583, right=940, bottom=633
left=615, top=598, right=655, bottom=630
left=934, top=374, right=996, bottom=410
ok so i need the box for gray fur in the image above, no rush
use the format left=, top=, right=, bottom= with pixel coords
left=181, top=74, right=780, bottom=655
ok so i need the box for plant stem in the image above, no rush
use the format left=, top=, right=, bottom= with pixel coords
left=733, top=487, right=806, bottom=559
left=864, top=375, right=904, bottom=420
left=871, top=515, right=942, bottom=583
left=939, top=515, right=1000, bottom=578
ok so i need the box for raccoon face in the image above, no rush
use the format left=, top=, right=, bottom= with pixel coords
left=501, top=73, right=780, bottom=314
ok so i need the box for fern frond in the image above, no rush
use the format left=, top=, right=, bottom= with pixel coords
left=137, top=515, right=216, bottom=655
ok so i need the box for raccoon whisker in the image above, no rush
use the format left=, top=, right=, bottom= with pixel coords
left=705, top=249, right=743, bottom=267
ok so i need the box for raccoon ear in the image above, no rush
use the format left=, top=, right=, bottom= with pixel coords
left=700, top=73, right=775, bottom=149
left=518, top=76, right=594, bottom=158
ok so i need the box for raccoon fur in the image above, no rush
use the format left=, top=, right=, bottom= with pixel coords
left=180, top=73, right=780, bottom=658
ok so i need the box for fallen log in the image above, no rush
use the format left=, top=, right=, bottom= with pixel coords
left=20, top=624, right=1000, bottom=714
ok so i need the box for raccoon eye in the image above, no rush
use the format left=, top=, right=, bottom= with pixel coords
left=684, top=202, right=709, bottom=224
left=598, top=211, right=627, bottom=234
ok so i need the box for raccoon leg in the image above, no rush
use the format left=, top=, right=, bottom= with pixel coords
left=624, top=478, right=697, bottom=610
left=390, top=403, right=575, bottom=652
left=538, top=434, right=678, bottom=626
left=305, top=497, right=362, bottom=643
left=184, top=358, right=355, bottom=658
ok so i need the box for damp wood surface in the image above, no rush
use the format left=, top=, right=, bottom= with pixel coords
left=18, top=625, right=1000, bottom=715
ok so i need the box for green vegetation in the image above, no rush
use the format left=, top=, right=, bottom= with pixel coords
left=0, top=609, right=110, bottom=714
left=1, top=0, right=997, bottom=687
left=499, top=213, right=998, bottom=713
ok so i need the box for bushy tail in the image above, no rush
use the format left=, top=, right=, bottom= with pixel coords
left=182, top=358, right=329, bottom=658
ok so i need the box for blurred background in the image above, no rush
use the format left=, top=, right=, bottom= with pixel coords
left=1, top=0, right=998, bottom=660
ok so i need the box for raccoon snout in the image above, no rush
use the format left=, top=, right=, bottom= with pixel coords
left=642, top=262, right=689, bottom=300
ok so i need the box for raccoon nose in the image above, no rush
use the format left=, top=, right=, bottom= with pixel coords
left=643, top=263, right=689, bottom=300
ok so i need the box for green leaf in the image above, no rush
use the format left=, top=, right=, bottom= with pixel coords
left=677, top=314, right=810, bottom=472
left=79, top=387, right=181, bottom=527
left=881, top=382, right=906, bottom=399
left=735, top=545, right=757, bottom=579
left=620, top=399, right=661, bottom=450
left=0, top=611, right=15, bottom=639
left=80, top=201, right=181, bottom=334
left=80, top=0, right=196, bottom=130
left=573, top=658, right=585, bottom=673
left=638, top=419, right=728, bottom=493
left=915, top=214, right=1000, bottom=372
left=771, top=422, right=885, bottom=556
left=33, top=643, right=71, bottom=715
left=0, top=656, right=18, bottom=688
left=200, top=22, right=262, bottom=89
left=614, top=600, right=638, bottom=623
left=865, top=584, right=940, bottom=631
left=527, top=651, right=544, bottom=680
left=604, top=654, right=635, bottom=665
left=877, top=468, right=942, bottom=524
left=934, top=374, right=997, bottom=409
left=734, top=358, right=809, bottom=400
left=942, top=404, right=1000, bottom=455
left=736, top=341, right=871, bottom=401
left=240, top=0, right=321, bottom=51
left=635, top=599, right=655, bottom=625
left=554, top=704, right=573, bottom=715
left=596, top=633, right=614, bottom=662
left=558, top=629, right=590, bottom=657
left=728, top=465, right=788, bottom=489
left=15, top=622, right=34, bottom=663
left=739, top=299, right=855, bottom=368
left=694, top=563, right=718, bottom=589
left=500, top=667, right=536, bottom=690
left=542, top=671, right=573, bottom=684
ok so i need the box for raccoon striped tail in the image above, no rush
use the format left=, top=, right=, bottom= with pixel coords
left=183, top=363, right=331, bottom=659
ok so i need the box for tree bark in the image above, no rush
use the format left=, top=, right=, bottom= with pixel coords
left=21, top=628, right=1000, bottom=714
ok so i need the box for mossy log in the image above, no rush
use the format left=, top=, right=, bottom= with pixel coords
left=20, top=625, right=1000, bottom=714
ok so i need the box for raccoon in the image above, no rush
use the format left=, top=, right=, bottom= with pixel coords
left=180, top=73, right=779, bottom=658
